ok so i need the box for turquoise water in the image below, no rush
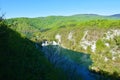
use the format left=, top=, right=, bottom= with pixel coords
left=39, top=45, right=97, bottom=80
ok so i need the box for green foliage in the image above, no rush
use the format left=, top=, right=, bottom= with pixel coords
left=96, top=39, right=106, bottom=53
left=5, top=14, right=120, bottom=79
left=0, top=19, right=67, bottom=80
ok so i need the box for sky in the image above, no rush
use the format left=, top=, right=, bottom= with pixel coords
left=0, top=0, right=120, bottom=18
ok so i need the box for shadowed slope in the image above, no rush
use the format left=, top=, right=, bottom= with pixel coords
left=0, top=21, right=67, bottom=80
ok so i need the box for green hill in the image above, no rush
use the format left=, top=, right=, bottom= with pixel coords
left=0, top=18, right=68, bottom=80
left=7, top=14, right=120, bottom=30
left=4, top=14, right=120, bottom=79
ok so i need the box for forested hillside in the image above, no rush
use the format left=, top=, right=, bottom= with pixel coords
left=4, top=14, right=120, bottom=80
left=0, top=17, right=69, bottom=80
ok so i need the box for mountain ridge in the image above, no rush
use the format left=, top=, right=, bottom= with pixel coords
left=7, top=13, right=120, bottom=19
left=109, top=14, right=120, bottom=18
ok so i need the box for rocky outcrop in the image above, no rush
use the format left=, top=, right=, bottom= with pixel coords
left=53, top=29, right=120, bottom=55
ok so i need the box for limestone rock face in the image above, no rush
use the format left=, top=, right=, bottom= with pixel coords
left=52, top=29, right=120, bottom=55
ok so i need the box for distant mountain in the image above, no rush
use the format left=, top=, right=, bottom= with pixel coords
left=109, top=14, right=120, bottom=18
left=72, top=14, right=120, bottom=19
left=71, top=14, right=102, bottom=17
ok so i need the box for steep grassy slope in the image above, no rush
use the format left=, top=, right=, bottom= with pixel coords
left=0, top=20, right=67, bottom=80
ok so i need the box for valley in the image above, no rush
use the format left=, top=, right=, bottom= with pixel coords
left=1, top=14, right=120, bottom=80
